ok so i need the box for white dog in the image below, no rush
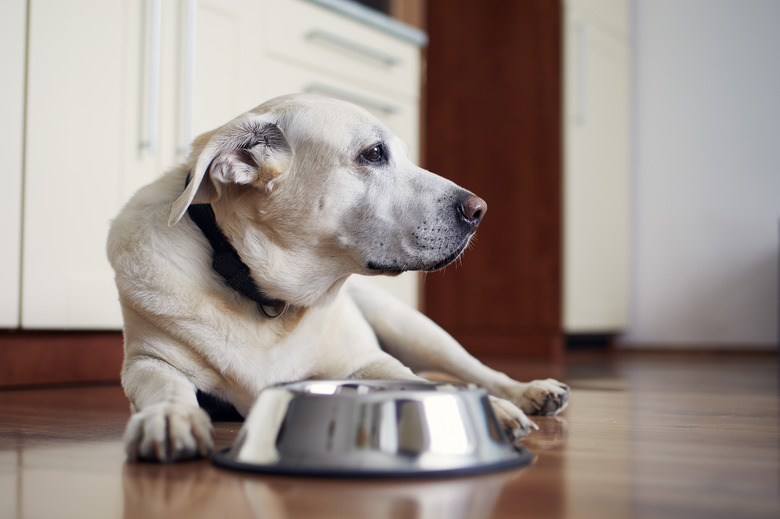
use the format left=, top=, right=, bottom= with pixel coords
left=107, top=94, right=569, bottom=462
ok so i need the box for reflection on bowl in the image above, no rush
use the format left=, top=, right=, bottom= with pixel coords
left=213, top=380, right=532, bottom=477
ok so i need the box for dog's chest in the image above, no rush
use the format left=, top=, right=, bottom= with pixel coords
left=214, top=293, right=379, bottom=390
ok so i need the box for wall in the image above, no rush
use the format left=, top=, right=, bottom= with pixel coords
left=623, top=0, right=780, bottom=348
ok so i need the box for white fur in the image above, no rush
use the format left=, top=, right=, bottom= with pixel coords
left=108, top=94, right=570, bottom=462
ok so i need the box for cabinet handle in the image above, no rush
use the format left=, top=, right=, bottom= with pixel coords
left=305, top=29, right=400, bottom=67
left=180, top=0, right=197, bottom=157
left=304, top=83, right=400, bottom=115
left=574, top=20, right=588, bottom=126
left=141, top=0, right=162, bottom=154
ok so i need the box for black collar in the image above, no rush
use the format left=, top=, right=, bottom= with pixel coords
left=185, top=174, right=289, bottom=319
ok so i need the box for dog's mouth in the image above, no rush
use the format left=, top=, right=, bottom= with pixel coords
left=365, top=262, right=406, bottom=276
left=421, top=236, right=471, bottom=272
left=366, top=236, right=472, bottom=275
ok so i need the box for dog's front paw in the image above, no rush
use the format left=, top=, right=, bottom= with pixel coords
left=124, top=403, right=214, bottom=462
left=510, top=379, right=571, bottom=416
left=488, top=395, right=538, bottom=443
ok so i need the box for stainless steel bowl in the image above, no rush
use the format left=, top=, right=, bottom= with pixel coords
left=213, top=380, right=532, bottom=477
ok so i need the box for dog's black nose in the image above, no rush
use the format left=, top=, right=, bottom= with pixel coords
left=457, top=194, right=487, bottom=227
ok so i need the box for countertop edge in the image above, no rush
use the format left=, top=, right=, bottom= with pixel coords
left=306, top=0, right=428, bottom=47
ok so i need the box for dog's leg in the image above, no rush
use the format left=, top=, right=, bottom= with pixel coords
left=346, top=278, right=570, bottom=417
left=122, top=355, right=214, bottom=462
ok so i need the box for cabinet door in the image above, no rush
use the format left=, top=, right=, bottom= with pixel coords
left=21, top=0, right=270, bottom=329
left=0, top=0, right=26, bottom=328
left=563, top=0, right=630, bottom=332
left=22, top=0, right=152, bottom=329
left=189, top=0, right=266, bottom=139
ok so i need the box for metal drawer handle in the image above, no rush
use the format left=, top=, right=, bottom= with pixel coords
left=180, top=0, right=197, bottom=157
left=574, top=20, right=588, bottom=126
left=305, top=83, right=400, bottom=115
left=305, top=29, right=400, bottom=67
left=141, top=0, right=162, bottom=154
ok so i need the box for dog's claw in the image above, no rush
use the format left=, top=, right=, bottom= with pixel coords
left=125, top=403, right=214, bottom=462
left=488, top=395, right=535, bottom=442
left=513, top=379, right=571, bottom=416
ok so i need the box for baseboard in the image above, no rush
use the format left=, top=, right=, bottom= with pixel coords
left=617, top=342, right=778, bottom=353
left=454, top=332, right=564, bottom=361
left=0, top=330, right=124, bottom=388
left=565, top=333, right=615, bottom=350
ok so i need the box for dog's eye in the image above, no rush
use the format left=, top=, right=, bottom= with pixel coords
left=360, top=144, right=385, bottom=163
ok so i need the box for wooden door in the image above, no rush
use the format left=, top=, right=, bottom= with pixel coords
left=423, top=0, right=564, bottom=360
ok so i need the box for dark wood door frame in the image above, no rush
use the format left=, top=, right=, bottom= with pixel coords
left=422, top=0, right=563, bottom=360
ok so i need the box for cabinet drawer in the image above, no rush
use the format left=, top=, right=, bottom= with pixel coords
left=262, top=0, right=420, bottom=97
left=260, top=57, right=420, bottom=161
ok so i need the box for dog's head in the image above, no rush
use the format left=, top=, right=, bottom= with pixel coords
left=169, top=94, right=486, bottom=305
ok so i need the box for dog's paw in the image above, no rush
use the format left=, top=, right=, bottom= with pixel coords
left=509, top=379, right=571, bottom=416
left=488, top=395, right=538, bottom=443
left=124, top=402, right=214, bottom=462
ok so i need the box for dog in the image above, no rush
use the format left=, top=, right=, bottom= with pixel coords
left=107, top=94, right=570, bottom=462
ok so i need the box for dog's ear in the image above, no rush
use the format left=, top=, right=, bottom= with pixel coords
left=168, top=116, right=292, bottom=226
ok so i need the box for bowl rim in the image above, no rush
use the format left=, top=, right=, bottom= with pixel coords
left=212, top=445, right=533, bottom=479
left=270, top=379, right=485, bottom=397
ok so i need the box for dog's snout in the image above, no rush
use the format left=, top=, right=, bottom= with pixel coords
left=457, top=194, right=487, bottom=227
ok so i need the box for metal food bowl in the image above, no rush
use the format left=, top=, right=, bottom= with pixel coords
left=212, top=380, right=532, bottom=478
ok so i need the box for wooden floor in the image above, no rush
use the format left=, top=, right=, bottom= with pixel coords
left=1, top=351, right=778, bottom=519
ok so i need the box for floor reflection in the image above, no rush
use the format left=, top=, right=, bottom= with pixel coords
left=523, top=416, right=569, bottom=451
left=242, top=471, right=519, bottom=519
left=122, top=461, right=249, bottom=518
left=121, top=457, right=524, bottom=519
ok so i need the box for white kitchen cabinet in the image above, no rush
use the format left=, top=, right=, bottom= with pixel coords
left=19, top=0, right=424, bottom=329
left=21, top=0, right=262, bottom=328
left=563, top=0, right=631, bottom=332
left=0, top=0, right=26, bottom=327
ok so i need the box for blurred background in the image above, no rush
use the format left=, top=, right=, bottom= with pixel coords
left=1, top=0, right=778, bottom=386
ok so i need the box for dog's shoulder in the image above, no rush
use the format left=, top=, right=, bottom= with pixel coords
left=108, top=168, right=213, bottom=303
left=109, top=170, right=188, bottom=251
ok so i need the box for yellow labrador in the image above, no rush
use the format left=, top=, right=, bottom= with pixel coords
left=108, top=94, right=569, bottom=462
